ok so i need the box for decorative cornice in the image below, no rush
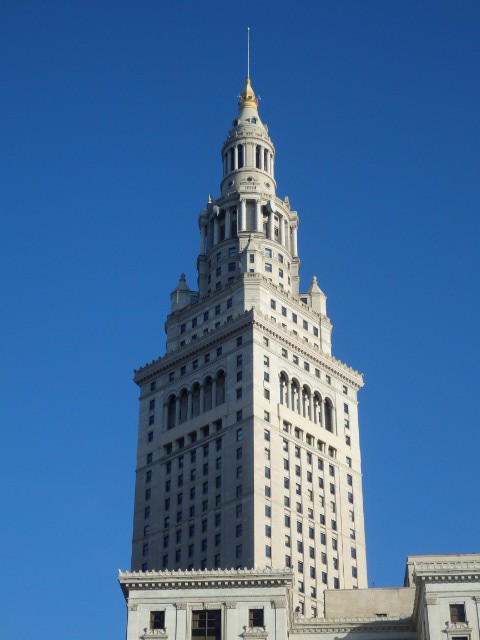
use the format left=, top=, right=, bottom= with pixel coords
left=119, top=567, right=294, bottom=600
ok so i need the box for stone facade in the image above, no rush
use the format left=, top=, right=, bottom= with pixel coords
left=130, top=76, right=367, bottom=616
left=122, top=73, right=479, bottom=640
left=119, top=555, right=480, bottom=639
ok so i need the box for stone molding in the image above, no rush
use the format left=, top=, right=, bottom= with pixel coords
left=292, top=615, right=414, bottom=634
left=142, top=630, right=168, bottom=639
left=242, top=627, right=269, bottom=639
left=119, top=567, right=294, bottom=599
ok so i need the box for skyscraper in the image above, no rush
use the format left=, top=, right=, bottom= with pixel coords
left=130, top=75, right=367, bottom=615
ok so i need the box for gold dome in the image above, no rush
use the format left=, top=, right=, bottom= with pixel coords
left=239, top=76, right=258, bottom=111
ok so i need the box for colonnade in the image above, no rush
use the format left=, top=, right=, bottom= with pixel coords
left=279, top=373, right=334, bottom=433
left=200, top=201, right=298, bottom=256
left=223, top=143, right=274, bottom=177
left=164, top=371, right=226, bottom=430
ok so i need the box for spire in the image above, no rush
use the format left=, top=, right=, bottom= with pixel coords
left=238, top=76, right=258, bottom=111
left=238, top=28, right=258, bottom=112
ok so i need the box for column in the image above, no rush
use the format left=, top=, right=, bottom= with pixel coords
left=307, top=393, right=312, bottom=421
left=234, top=145, right=238, bottom=170
left=225, top=208, right=231, bottom=239
left=175, top=605, right=187, bottom=640
left=213, top=217, right=219, bottom=245
left=212, top=379, right=217, bottom=408
left=199, top=222, right=206, bottom=254
left=199, top=385, right=205, bottom=414
left=292, top=226, right=298, bottom=256
left=187, top=390, right=193, bottom=419
left=271, top=154, right=275, bottom=178
left=286, top=380, right=291, bottom=409
left=319, top=400, right=325, bottom=428
left=175, top=396, right=181, bottom=426
left=312, top=397, right=318, bottom=424
left=267, top=212, right=272, bottom=239
left=279, top=216, right=285, bottom=246
left=265, top=151, right=270, bottom=173
left=239, top=200, right=246, bottom=232
left=255, top=200, right=262, bottom=231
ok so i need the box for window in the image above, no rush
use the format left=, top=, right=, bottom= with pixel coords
left=249, top=609, right=264, bottom=628
left=236, top=485, right=243, bottom=497
left=264, top=389, right=270, bottom=400
left=236, top=354, right=243, bottom=366
left=145, top=488, right=151, bottom=501
left=215, top=305, right=221, bottom=315
left=263, top=336, right=269, bottom=346
left=264, top=428, right=270, bottom=441
left=265, top=466, right=271, bottom=479
left=249, top=253, right=255, bottom=263
left=265, top=524, right=271, bottom=538
left=265, top=504, right=271, bottom=518
left=282, top=348, right=288, bottom=358
left=146, top=470, right=152, bottom=483
left=216, top=346, right=222, bottom=356
left=293, top=355, right=299, bottom=365
left=192, top=610, right=221, bottom=640
left=292, top=313, right=297, bottom=323
left=236, top=410, right=243, bottom=422
left=270, top=299, right=276, bottom=310
left=265, top=263, right=272, bottom=273
left=265, top=545, right=271, bottom=558
left=264, top=248, right=272, bottom=258
left=147, top=453, right=153, bottom=464
left=450, top=604, right=466, bottom=623
left=236, top=387, right=242, bottom=399
left=151, top=611, right=165, bottom=630
left=346, top=456, right=352, bottom=468
left=148, top=414, right=154, bottom=425
left=265, top=485, right=271, bottom=497
left=236, top=447, right=242, bottom=460
left=204, top=353, right=210, bottom=364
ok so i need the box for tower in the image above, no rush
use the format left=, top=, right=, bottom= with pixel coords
left=130, top=75, right=367, bottom=616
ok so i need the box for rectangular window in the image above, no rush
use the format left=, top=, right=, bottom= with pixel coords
left=249, top=609, right=264, bottom=628
left=449, top=604, right=466, bottom=623
left=282, top=348, right=288, bottom=358
left=192, top=610, right=221, bottom=640
left=292, top=313, right=297, bottom=323
left=270, top=299, right=276, bottom=310
left=265, top=263, right=272, bottom=273
left=236, top=410, right=243, bottom=422
left=151, top=611, right=165, bottom=630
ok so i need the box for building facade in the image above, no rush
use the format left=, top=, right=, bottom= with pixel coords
left=130, top=75, right=367, bottom=616
left=122, top=72, right=480, bottom=640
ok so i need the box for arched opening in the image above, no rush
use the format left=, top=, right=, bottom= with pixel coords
left=192, top=383, right=200, bottom=418
left=313, top=392, right=322, bottom=425
left=291, top=379, right=301, bottom=414
left=204, top=377, right=213, bottom=412
left=167, top=395, right=176, bottom=430
left=216, top=370, right=226, bottom=405
left=179, top=389, right=188, bottom=424
left=279, top=372, right=289, bottom=406
left=325, top=399, right=333, bottom=433
left=255, top=145, right=261, bottom=169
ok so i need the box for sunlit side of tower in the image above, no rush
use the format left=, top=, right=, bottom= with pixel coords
left=130, top=75, right=367, bottom=615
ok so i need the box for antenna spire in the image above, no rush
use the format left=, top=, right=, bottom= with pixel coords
left=247, top=27, right=250, bottom=78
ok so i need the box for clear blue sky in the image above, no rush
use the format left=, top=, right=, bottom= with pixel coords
left=1, top=1, right=479, bottom=637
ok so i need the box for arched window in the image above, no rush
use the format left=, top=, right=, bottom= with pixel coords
left=325, top=400, right=333, bottom=433
left=264, top=148, right=268, bottom=172
left=179, top=389, right=188, bottom=424
left=279, top=372, right=288, bottom=406
left=192, top=383, right=200, bottom=417
left=167, top=395, right=176, bottom=430
left=229, top=148, right=235, bottom=172
left=313, top=392, right=322, bottom=424
left=204, top=377, right=213, bottom=412
left=291, top=379, right=301, bottom=414
left=256, top=145, right=261, bottom=169
left=216, top=370, right=226, bottom=405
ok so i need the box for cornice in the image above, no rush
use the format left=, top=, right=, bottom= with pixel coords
left=292, top=615, right=414, bottom=634
left=134, top=309, right=253, bottom=385
left=119, top=567, right=294, bottom=600
left=251, top=307, right=363, bottom=389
